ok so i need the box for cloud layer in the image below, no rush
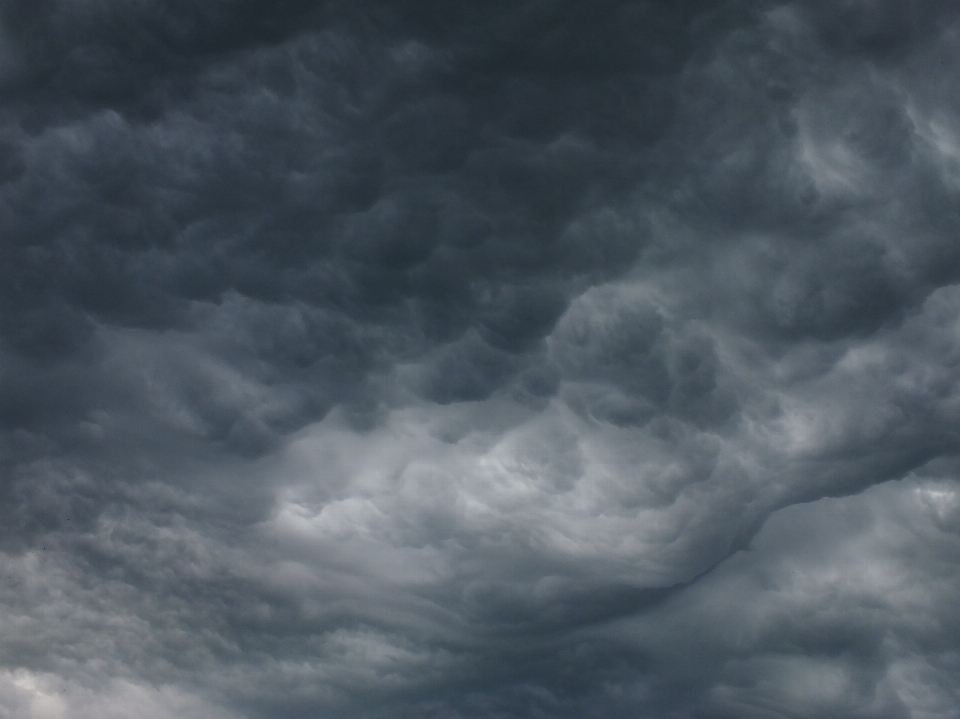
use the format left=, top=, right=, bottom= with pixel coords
left=2, top=1, right=960, bottom=717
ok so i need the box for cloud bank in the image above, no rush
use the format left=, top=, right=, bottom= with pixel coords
left=2, top=1, right=960, bottom=717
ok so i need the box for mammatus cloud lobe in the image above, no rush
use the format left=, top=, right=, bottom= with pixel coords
left=2, top=1, right=960, bottom=718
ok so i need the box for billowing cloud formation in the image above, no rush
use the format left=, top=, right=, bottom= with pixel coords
left=3, top=1, right=960, bottom=717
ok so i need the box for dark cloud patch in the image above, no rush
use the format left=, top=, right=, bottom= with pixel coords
left=0, top=0, right=323, bottom=121
left=801, top=0, right=960, bottom=61
left=0, top=9, right=670, bottom=447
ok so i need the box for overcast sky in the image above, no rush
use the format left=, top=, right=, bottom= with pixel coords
left=2, top=1, right=960, bottom=717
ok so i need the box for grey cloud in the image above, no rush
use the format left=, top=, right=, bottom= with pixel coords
left=550, top=286, right=738, bottom=428
left=4, top=1, right=960, bottom=718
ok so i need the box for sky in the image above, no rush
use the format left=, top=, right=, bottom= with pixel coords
left=2, top=1, right=960, bottom=717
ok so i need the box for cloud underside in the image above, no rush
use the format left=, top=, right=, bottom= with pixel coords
left=2, top=1, right=960, bottom=717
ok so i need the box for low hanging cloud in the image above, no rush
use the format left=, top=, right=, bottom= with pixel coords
left=2, top=1, right=960, bottom=718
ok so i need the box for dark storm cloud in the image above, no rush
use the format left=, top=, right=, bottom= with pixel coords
left=0, top=0, right=723, bottom=464
left=3, top=1, right=960, bottom=718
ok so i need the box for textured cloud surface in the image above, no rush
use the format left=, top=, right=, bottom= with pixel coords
left=3, top=1, right=960, bottom=717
